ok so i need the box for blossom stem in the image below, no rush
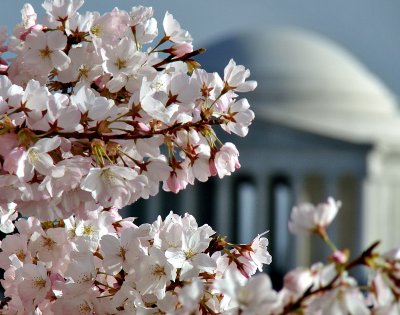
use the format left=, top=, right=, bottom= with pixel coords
left=316, top=225, right=338, bottom=252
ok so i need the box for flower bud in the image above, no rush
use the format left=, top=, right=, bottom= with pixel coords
left=283, top=267, right=314, bottom=294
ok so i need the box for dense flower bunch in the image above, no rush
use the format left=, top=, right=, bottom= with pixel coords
left=0, top=210, right=274, bottom=314
left=1, top=200, right=399, bottom=314
left=0, top=0, right=255, bottom=222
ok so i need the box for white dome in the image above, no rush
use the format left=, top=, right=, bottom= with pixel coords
left=202, top=27, right=400, bottom=144
left=256, top=28, right=397, bottom=114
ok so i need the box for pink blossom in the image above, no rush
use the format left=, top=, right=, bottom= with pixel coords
left=249, top=232, right=272, bottom=271
left=90, top=8, right=130, bottom=46
left=16, top=136, right=61, bottom=181
left=171, top=42, right=193, bottom=57
left=214, top=269, right=278, bottom=314
left=224, top=59, right=257, bottom=92
left=129, top=6, right=154, bottom=26
left=307, top=277, right=369, bottom=315
left=58, top=44, right=103, bottom=84
left=213, top=142, right=241, bottom=178
left=80, top=165, right=146, bottom=208
left=0, top=234, right=30, bottom=269
left=165, top=227, right=216, bottom=280
left=288, top=197, right=341, bottom=235
left=29, top=227, right=68, bottom=265
left=63, top=255, right=96, bottom=295
left=163, top=12, right=192, bottom=44
left=331, top=249, right=349, bottom=264
left=42, top=0, right=84, bottom=20
left=221, top=98, right=255, bottom=137
left=17, top=262, right=51, bottom=310
left=135, top=247, right=176, bottom=299
left=284, top=267, right=314, bottom=294
left=164, top=162, right=190, bottom=193
left=24, top=29, right=71, bottom=74
left=134, top=16, right=159, bottom=44
left=100, top=228, right=143, bottom=275
left=21, top=3, right=37, bottom=29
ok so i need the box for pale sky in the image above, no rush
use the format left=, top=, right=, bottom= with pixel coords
left=2, top=0, right=400, bottom=96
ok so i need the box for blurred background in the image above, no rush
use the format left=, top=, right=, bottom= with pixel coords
left=3, top=0, right=400, bottom=287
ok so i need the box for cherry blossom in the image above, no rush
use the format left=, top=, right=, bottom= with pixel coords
left=16, top=262, right=51, bottom=311
left=212, top=142, right=241, bottom=178
left=163, top=12, right=192, bottom=44
left=81, top=165, right=147, bottom=208
left=307, top=277, right=370, bottom=315
left=100, top=228, right=143, bottom=275
left=21, top=3, right=37, bottom=29
left=214, top=269, right=278, bottom=315
left=16, top=136, right=61, bottom=181
left=24, top=29, right=71, bottom=75
left=42, top=0, right=84, bottom=21
left=221, top=98, right=255, bottom=137
left=224, top=58, right=258, bottom=92
left=165, top=228, right=217, bottom=280
left=288, top=197, right=341, bottom=235
left=0, top=234, right=30, bottom=269
left=135, top=247, right=176, bottom=299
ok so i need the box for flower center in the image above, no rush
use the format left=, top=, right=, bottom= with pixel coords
left=101, top=168, right=119, bottom=185
left=151, top=80, right=165, bottom=92
left=77, top=273, right=92, bottom=284
left=184, top=249, right=196, bottom=260
left=118, top=247, right=126, bottom=260
left=115, top=57, right=127, bottom=70
left=42, top=236, right=56, bottom=250
left=79, top=65, right=90, bottom=79
left=90, top=24, right=102, bottom=37
left=68, top=228, right=77, bottom=240
left=83, top=224, right=95, bottom=236
left=151, top=264, right=166, bottom=277
left=39, top=46, right=52, bottom=59
left=28, top=149, right=39, bottom=165
left=32, top=276, right=46, bottom=289
left=16, top=249, right=26, bottom=261
left=79, top=301, right=92, bottom=314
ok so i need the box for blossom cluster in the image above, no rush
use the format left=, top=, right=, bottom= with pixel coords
left=0, top=0, right=256, bottom=223
left=0, top=210, right=275, bottom=314
left=1, top=197, right=399, bottom=314
left=279, top=198, right=400, bottom=315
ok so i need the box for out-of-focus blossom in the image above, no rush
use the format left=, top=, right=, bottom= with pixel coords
left=288, top=197, right=341, bottom=235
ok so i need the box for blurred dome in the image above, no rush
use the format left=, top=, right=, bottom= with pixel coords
left=200, top=27, right=400, bottom=144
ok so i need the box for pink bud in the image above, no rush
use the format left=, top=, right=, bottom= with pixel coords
left=284, top=268, right=314, bottom=294
left=331, top=249, right=349, bottom=264
left=209, top=159, right=218, bottom=176
left=19, top=24, right=44, bottom=41
left=137, top=122, right=150, bottom=132
left=166, top=173, right=181, bottom=193
left=171, top=43, right=193, bottom=58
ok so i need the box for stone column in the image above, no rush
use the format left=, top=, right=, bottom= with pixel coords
left=363, top=145, right=400, bottom=252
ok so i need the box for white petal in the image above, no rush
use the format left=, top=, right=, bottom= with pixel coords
left=35, top=153, right=55, bottom=175
left=51, top=50, right=71, bottom=71
left=48, top=30, right=67, bottom=50
left=35, top=136, right=61, bottom=153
